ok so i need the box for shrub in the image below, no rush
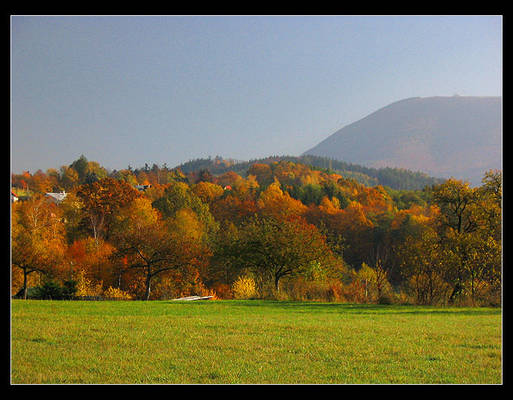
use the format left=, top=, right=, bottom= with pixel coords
left=61, top=280, right=78, bottom=299
left=75, top=269, right=103, bottom=297
left=406, top=272, right=451, bottom=306
left=377, top=293, right=393, bottom=305
left=32, top=281, right=65, bottom=300
left=326, top=280, right=346, bottom=302
left=212, top=283, right=233, bottom=299
left=232, top=276, right=258, bottom=299
left=103, top=286, right=133, bottom=300
left=282, top=277, right=347, bottom=302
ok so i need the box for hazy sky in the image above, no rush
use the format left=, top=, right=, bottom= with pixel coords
left=11, top=15, right=502, bottom=173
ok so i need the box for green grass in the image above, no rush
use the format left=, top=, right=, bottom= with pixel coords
left=11, top=300, right=502, bottom=384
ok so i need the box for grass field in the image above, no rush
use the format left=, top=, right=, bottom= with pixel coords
left=11, top=300, right=502, bottom=384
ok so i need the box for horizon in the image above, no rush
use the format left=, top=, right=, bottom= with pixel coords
left=11, top=94, right=502, bottom=175
left=11, top=15, right=502, bottom=174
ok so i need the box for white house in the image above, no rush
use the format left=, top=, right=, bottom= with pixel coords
left=45, top=191, right=68, bottom=204
left=135, top=184, right=152, bottom=191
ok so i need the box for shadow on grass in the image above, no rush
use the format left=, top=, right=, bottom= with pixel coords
left=161, top=300, right=501, bottom=316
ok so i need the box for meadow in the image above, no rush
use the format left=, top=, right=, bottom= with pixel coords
left=11, top=300, right=502, bottom=384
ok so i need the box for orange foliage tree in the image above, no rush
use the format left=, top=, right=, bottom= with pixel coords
left=11, top=196, right=67, bottom=298
left=66, top=237, right=116, bottom=291
left=75, top=177, right=141, bottom=242
left=257, top=180, right=307, bottom=221
left=110, top=197, right=211, bottom=300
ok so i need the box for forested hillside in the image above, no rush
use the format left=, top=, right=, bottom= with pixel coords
left=176, top=154, right=445, bottom=190
left=11, top=155, right=501, bottom=306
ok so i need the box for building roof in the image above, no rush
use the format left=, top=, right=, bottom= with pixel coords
left=135, top=184, right=152, bottom=191
left=45, top=192, right=68, bottom=202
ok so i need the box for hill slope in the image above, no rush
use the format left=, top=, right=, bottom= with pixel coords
left=175, top=155, right=444, bottom=190
left=303, top=96, right=501, bottom=185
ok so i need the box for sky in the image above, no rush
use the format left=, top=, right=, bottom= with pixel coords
left=11, top=15, right=502, bottom=174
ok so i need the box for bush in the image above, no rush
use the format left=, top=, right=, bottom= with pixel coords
left=62, top=280, right=78, bottom=299
left=32, top=280, right=77, bottom=300
left=103, top=286, right=133, bottom=300
left=232, top=276, right=258, bottom=299
left=281, top=278, right=347, bottom=302
left=377, top=293, right=393, bottom=305
left=212, top=283, right=233, bottom=299
left=75, top=270, right=103, bottom=297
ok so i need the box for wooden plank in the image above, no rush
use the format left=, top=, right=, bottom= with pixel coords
left=171, top=296, right=214, bottom=301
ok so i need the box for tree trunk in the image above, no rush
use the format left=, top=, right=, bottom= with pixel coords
left=23, top=268, right=28, bottom=300
left=144, top=272, right=152, bottom=301
left=274, top=275, right=280, bottom=292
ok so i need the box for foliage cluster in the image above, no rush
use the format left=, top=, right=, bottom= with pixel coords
left=11, top=155, right=501, bottom=305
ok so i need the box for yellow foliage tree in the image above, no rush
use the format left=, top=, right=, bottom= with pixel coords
left=257, top=180, right=307, bottom=220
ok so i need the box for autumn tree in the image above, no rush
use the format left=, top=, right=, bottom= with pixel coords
left=152, top=181, right=218, bottom=238
left=257, top=180, right=307, bottom=221
left=69, top=155, right=90, bottom=182
left=209, top=221, right=244, bottom=290
left=195, top=168, right=214, bottom=183
left=475, top=169, right=502, bottom=241
left=210, top=194, right=258, bottom=226
left=397, top=223, right=450, bottom=305
left=432, top=178, right=478, bottom=235
left=248, top=163, right=274, bottom=187
left=351, top=262, right=393, bottom=303
left=216, top=171, right=244, bottom=189
left=30, top=170, right=54, bottom=194
left=11, top=196, right=67, bottom=298
left=66, top=155, right=109, bottom=185
left=191, top=181, right=224, bottom=205
left=46, top=168, right=61, bottom=191
left=66, top=237, right=116, bottom=292
left=59, top=166, right=79, bottom=191
left=75, top=177, right=141, bottom=242
left=113, top=169, right=138, bottom=186
left=428, top=174, right=501, bottom=304
left=305, top=200, right=373, bottom=270
left=111, top=197, right=210, bottom=300
left=59, top=190, right=85, bottom=244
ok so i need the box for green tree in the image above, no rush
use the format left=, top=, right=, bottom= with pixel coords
left=227, top=216, right=340, bottom=292
left=69, top=155, right=89, bottom=183
left=152, top=182, right=218, bottom=237
left=430, top=174, right=501, bottom=305
left=432, top=178, right=477, bottom=235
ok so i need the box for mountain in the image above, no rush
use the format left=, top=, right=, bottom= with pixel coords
left=303, top=96, right=502, bottom=186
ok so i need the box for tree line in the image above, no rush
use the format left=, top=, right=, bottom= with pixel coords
left=11, top=155, right=501, bottom=305
left=175, top=155, right=445, bottom=190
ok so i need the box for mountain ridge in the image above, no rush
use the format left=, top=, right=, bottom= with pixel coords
left=303, top=96, right=501, bottom=186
